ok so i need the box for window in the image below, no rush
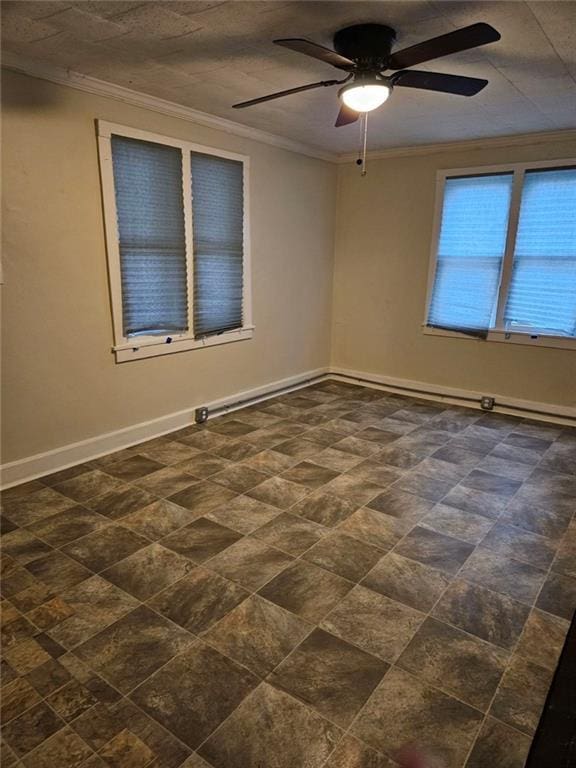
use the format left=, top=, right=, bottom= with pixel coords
left=98, top=121, right=252, bottom=362
left=425, top=160, right=576, bottom=349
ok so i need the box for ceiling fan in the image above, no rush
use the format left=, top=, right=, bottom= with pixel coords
left=233, top=22, right=501, bottom=126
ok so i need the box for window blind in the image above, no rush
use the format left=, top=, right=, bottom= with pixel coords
left=191, top=152, right=244, bottom=338
left=427, top=173, right=513, bottom=334
left=111, top=135, right=188, bottom=337
left=504, top=167, right=576, bottom=337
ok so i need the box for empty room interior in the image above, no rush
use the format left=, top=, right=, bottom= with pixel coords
left=2, top=1, right=576, bottom=767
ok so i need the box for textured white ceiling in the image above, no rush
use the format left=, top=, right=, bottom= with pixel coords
left=2, top=0, right=576, bottom=154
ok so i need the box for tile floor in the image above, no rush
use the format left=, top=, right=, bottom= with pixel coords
left=1, top=381, right=575, bottom=768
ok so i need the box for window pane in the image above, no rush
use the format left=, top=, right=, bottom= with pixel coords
left=111, top=135, right=188, bottom=337
left=505, top=167, right=576, bottom=337
left=191, top=152, right=244, bottom=338
left=428, top=174, right=513, bottom=330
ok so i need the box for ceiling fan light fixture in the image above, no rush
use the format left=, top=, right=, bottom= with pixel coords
left=340, top=79, right=391, bottom=112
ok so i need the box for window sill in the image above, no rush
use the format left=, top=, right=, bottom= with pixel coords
left=422, top=325, right=576, bottom=351
left=113, top=326, right=254, bottom=362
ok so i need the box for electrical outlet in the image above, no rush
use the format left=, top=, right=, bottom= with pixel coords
left=480, top=396, right=495, bottom=411
left=195, top=407, right=209, bottom=424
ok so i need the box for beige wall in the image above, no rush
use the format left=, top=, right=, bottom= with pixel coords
left=332, top=137, right=576, bottom=408
left=1, top=70, right=337, bottom=463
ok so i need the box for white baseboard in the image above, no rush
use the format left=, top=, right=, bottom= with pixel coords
left=0, top=368, right=328, bottom=489
left=329, top=366, right=576, bottom=424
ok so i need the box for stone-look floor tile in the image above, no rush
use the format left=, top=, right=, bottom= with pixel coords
left=355, top=427, right=399, bottom=446
left=324, top=735, right=395, bottom=768
left=9, top=581, right=54, bottom=613
left=501, top=496, right=572, bottom=540
left=46, top=576, right=139, bottom=649
left=393, top=526, right=474, bottom=575
left=291, top=490, right=358, bottom=527
left=148, top=567, right=248, bottom=634
left=490, top=655, right=553, bottom=735
left=168, top=481, right=238, bottom=517
left=211, top=465, right=268, bottom=493
left=26, top=659, right=72, bottom=698
left=1, top=562, right=38, bottom=597
left=376, top=445, right=422, bottom=471
left=204, top=594, right=310, bottom=676
left=1, top=701, right=63, bottom=757
left=347, top=460, right=402, bottom=489
left=1, top=529, right=52, bottom=565
left=339, top=508, right=407, bottom=552
left=140, top=440, right=200, bottom=466
left=53, top=471, right=123, bottom=503
left=441, top=486, right=508, bottom=520
left=272, top=437, right=325, bottom=459
left=86, top=487, right=157, bottom=521
left=28, top=596, right=75, bottom=631
left=208, top=418, right=259, bottom=437
left=241, top=449, right=299, bottom=475
left=367, top=488, right=434, bottom=526
left=75, top=605, right=195, bottom=694
left=416, top=457, right=471, bottom=485
left=351, top=667, right=483, bottom=768
left=552, top=524, right=576, bottom=578
left=33, top=632, right=66, bottom=660
left=322, top=475, right=385, bottom=507
left=281, top=461, right=340, bottom=490
left=459, top=549, right=547, bottom=604
left=480, top=523, right=558, bottom=570
left=303, top=532, right=383, bottom=582
left=397, top=617, right=508, bottom=711
left=334, top=436, right=382, bottom=458
left=161, top=518, right=242, bottom=563
left=4, top=479, right=53, bottom=496
left=490, top=441, right=543, bottom=466
left=259, top=561, right=353, bottom=623
left=175, top=452, right=232, bottom=479
left=460, top=470, right=522, bottom=498
left=182, top=431, right=235, bottom=453
left=198, top=682, right=342, bottom=768
left=99, top=728, right=155, bottom=767
left=465, top=716, right=531, bottom=768
left=105, top=455, right=165, bottom=482
left=269, top=628, right=388, bottom=728
left=1, top=678, right=42, bottom=723
left=26, top=552, right=92, bottom=592
left=3, top=637, right=52, bottom=674
left=475, top=456, right=534, bottom=482
left=2, top=488, right=76, bottom=527
left=420, top=504, right=494, bottom=545
left=46, top=680, right=97, bottom=721
left=212, top=440, right=262, bottom=462
left=206, top=537, right=293, bottom=591
left=130, top=644, right=258, bottom=749
left=252, top=512, right=326, bottom=556
left=205, top=495, right=280, bottom=534
left=526, top=467, right=576, bottom=499
left=60, top=525, right=148, bottom=572
left=101, top=543, right=194, bottom=600
left=133, top=466, right=198, bottom=497
left=515, top=608, right=570, bottom=671
left=321, top=585, right=424, bottom=663
left=433, top=579, right=530, bottom=650
left=363, top=552, right=450, bottom=612
left=431, top=445, right=484, bottom=467
left=536, top=571, right=576, bottom=620
left=391, top=472, right=456, bottom=502
left=246, top=476, right=310, bottom=509
left=310, top=448, right=365, bottom=472
left=2, top=612, right=37, bottom=649
left=29, top=507, right=109, bottom=548
left=393, top=429, right=453, bottom=457
left=121, top=499, right=198, bottom=540
left=21, top=726, right=92, bottom=768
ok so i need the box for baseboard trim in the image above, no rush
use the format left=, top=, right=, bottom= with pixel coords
left=0, top=368, right=328, bottom=489
left=329, top=367, right=576, bottom=424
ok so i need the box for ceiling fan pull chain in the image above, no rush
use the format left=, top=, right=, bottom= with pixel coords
left=361, top=112, right=368, bottom=176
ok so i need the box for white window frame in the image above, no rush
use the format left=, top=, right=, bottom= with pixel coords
left=97, top=120, right=253, bottom=362
left=424, top=157, right=576, bottom=351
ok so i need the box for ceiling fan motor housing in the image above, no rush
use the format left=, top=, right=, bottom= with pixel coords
left=333, top=24, right=397, bottom=70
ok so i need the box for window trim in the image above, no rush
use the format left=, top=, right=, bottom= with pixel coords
left=97, top=120, right=253, bottom=362
left=423, top=157, right=576, bottom=351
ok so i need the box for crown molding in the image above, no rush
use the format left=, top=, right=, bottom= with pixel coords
left=1, top=51, right=337, bottom=163
left=336, top=129, right=576, bottom=163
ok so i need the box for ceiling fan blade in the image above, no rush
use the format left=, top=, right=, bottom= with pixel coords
left=274, top=38, right=355, bottom=70
left=391, top=69, right=488, bottom=96
left=233, top=79, right=340, bottom=108
left=388, top=23, right=500, bottom=70
left=335, top=104, right=359, bottom=127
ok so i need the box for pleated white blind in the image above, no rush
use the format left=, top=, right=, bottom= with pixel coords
left=191, top=152, right=244, bottom=338
left=428, top=174, right=513, bottom=332
left=504, top=167, right=576, bottom=337
left=111, top=135, right=188, bottom=337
